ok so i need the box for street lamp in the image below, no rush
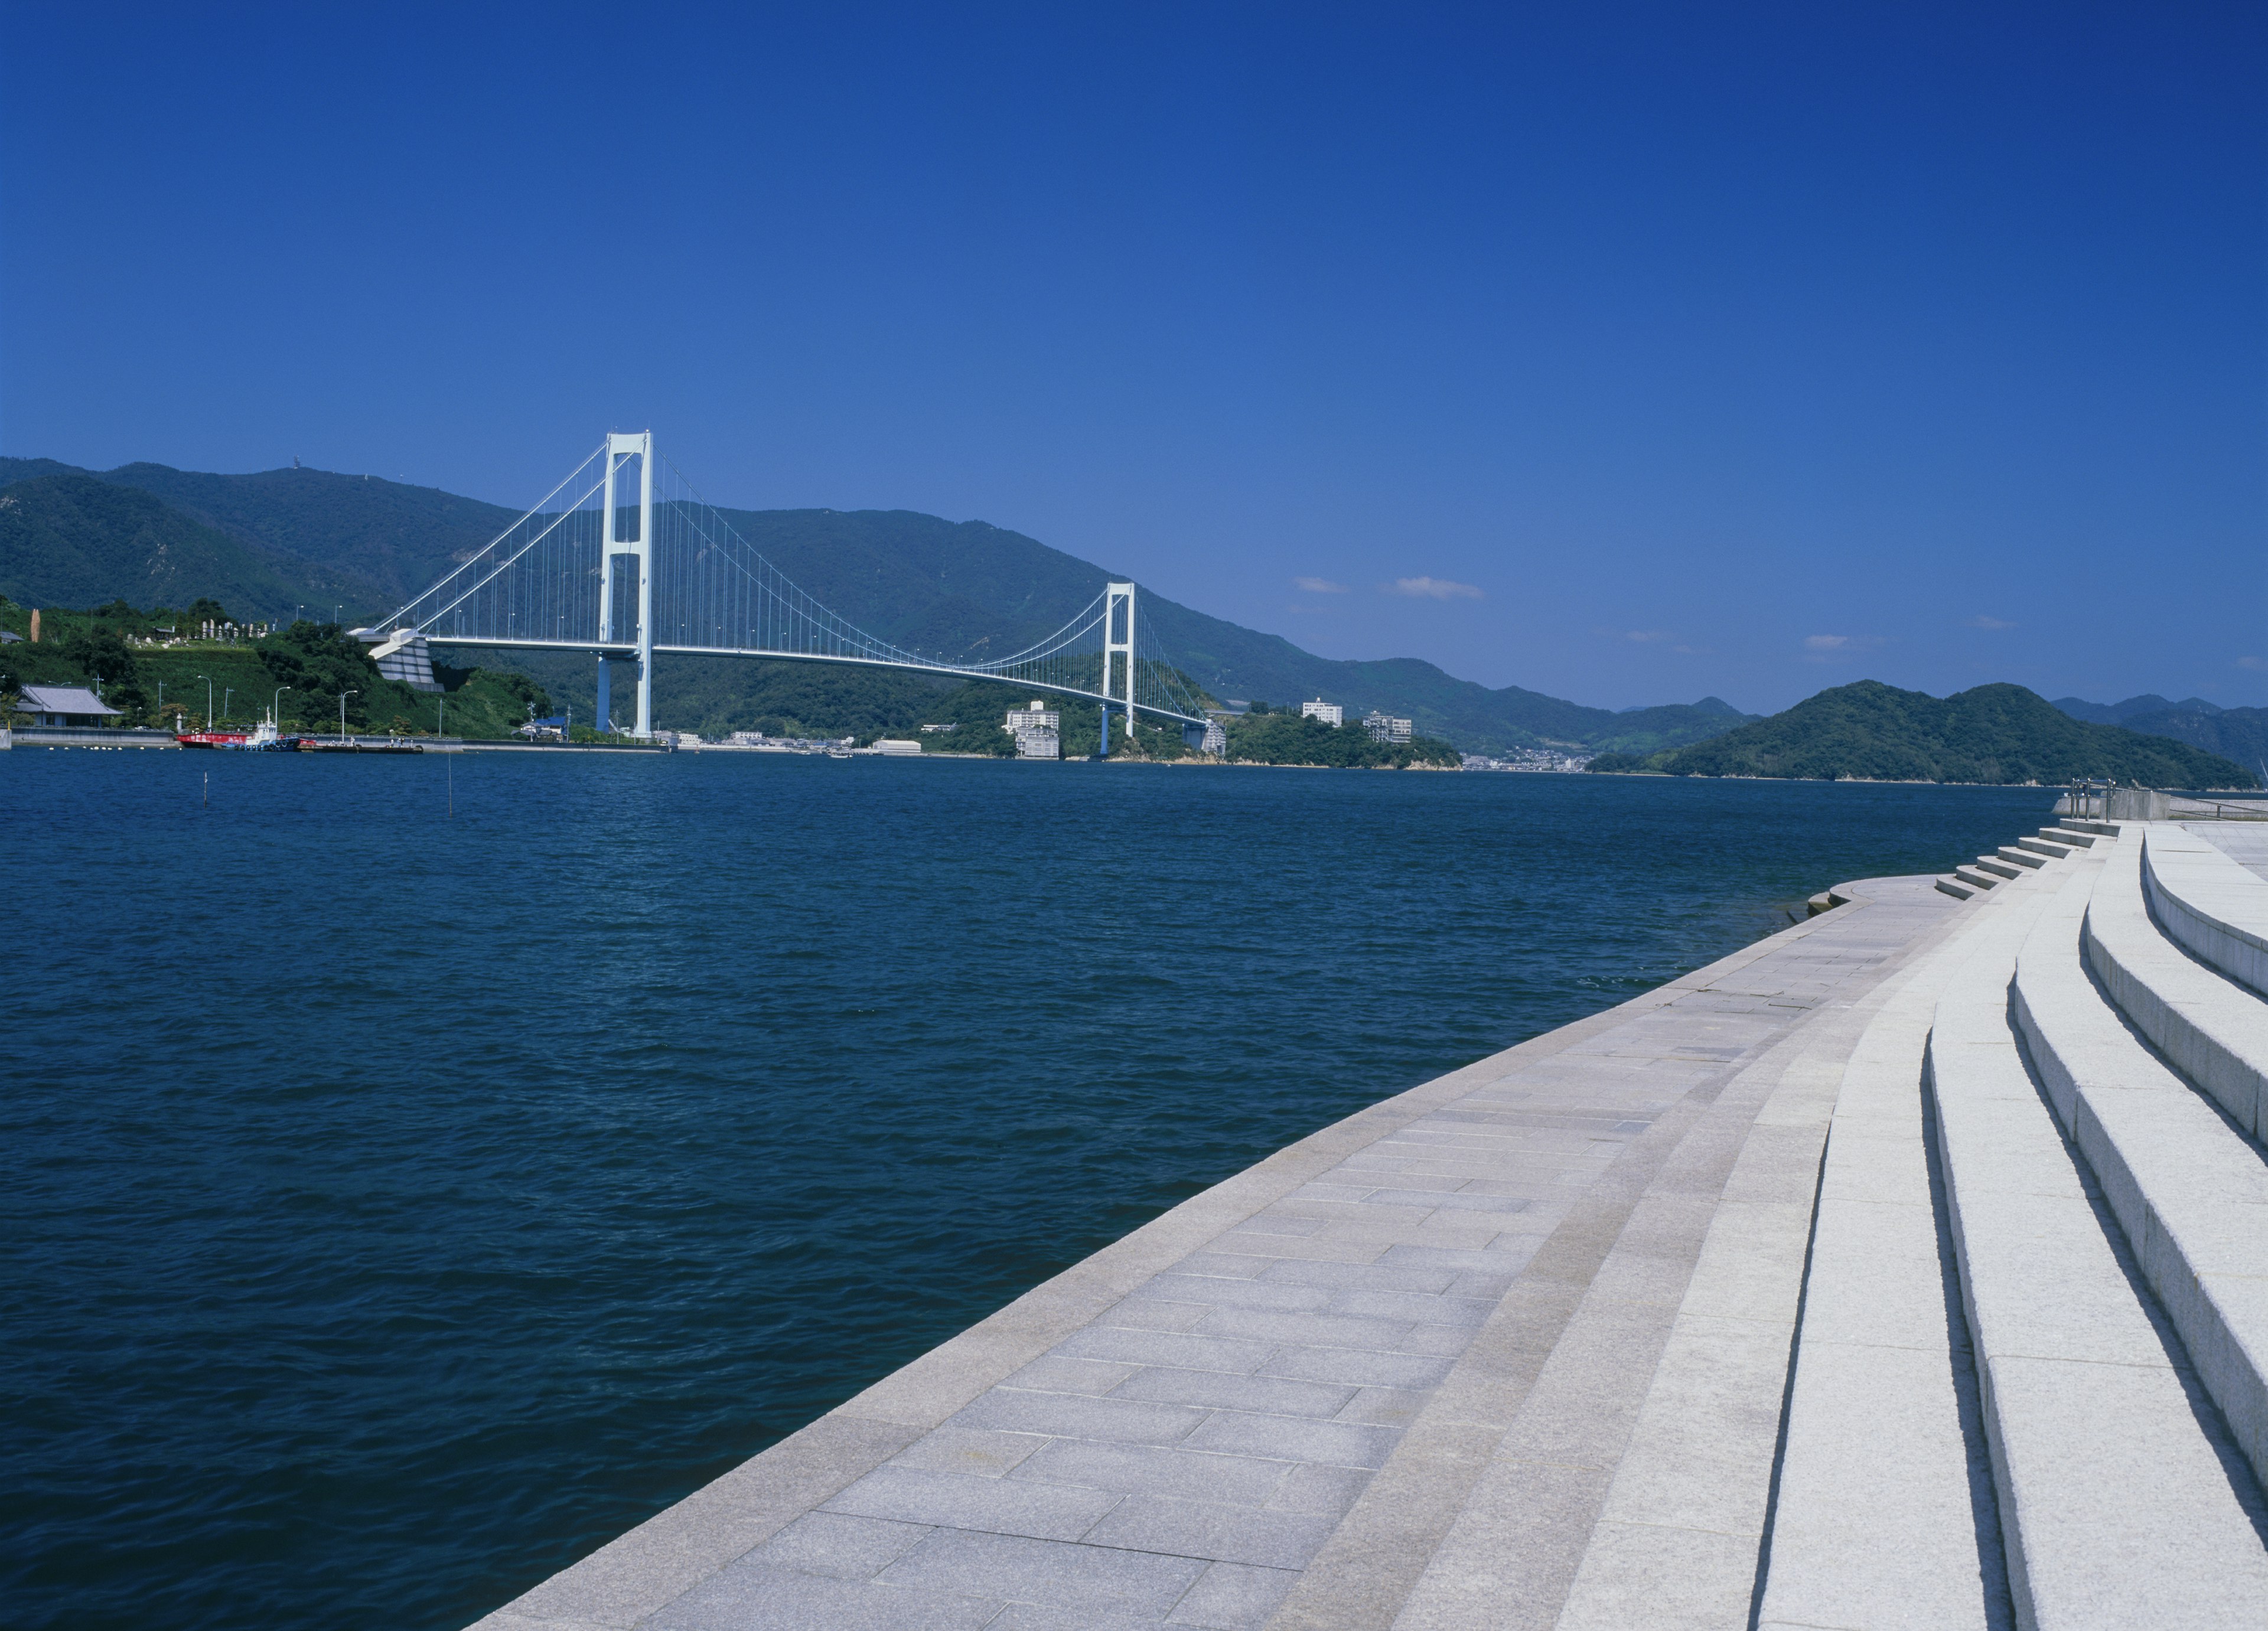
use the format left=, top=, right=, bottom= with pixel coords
left=338, top=689, right=357, bottom=743
left=223, top=687, right=234, bottom=724
left=272, top=686, right=290, bottom=726
left=195, top=674, right=213, bottom=732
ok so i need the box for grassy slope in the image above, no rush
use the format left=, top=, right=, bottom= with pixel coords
left=0, top=602, right=549, bottom=738
left=1609, top=680, right=2257, bottom=787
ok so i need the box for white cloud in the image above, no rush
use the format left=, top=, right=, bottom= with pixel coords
left=1293, top=576, right=1350, bottom=593
left=1625, top=629, right=1672, bottom=644
left=1967, top=615, right=2016, bottom=631
left=1801, top=633, right=1885, bottom=663
left=1387, top=576, right=1484, bottom=601
left=2240, top=657, right=2268, bottom=671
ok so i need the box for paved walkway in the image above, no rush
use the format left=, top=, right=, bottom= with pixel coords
left=2183, top=819, right=2268, bottom=881
left=475, top=877, right=1966, bottom=1631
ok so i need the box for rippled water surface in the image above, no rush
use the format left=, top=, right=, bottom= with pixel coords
left=1, top=751, right=2054, bottom=1629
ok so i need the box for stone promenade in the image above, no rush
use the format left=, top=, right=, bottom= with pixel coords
left=471, top=868, right=1977, bottom=1630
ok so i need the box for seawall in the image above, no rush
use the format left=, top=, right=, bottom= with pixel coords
left=470, top=810, right=2268, bottom=1629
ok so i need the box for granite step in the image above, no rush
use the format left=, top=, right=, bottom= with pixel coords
left=2013, top=834, right=2268, bottom=1500
left=2085, top=826, right=2268, bottom=1143
left=1756, top=909, right=2010, bottom=1630
left=2142, top=824, right=2268, bottom=996
left=1927, top=854, right=2268, bottom=1627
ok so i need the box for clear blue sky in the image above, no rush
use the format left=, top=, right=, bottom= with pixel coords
left=4, top=2, right=2262, bottom=713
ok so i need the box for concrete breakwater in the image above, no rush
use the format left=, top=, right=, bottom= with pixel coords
left=473, top=815, right=2268, bottom=1631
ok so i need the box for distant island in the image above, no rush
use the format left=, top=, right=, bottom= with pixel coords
left=1586, top=680, right=2257, bottom=789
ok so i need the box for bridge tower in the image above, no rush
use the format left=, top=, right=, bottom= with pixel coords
left=1106, top=582, right=1136, bottom=743
left=597, top=432, right=654, bottom=736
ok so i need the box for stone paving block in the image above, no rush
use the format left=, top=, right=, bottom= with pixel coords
left=1109, top=1365, right=1356, bottom=1419
left=1257, top=1345, right=1458, bottom=1390
left=1377, top=1242, right=1547, bottom=1273
left=1224, top=1214, right=1328, bottom=1239
left=999, top=1356, right=1142, bottom=1398
left=950, top=1388, right=1208, bottom=1446
left=1332, top=1385, right=1428, bottom=1428
left=1082, top=1492, right=1340, bottom=1568
left=1167, top=1251, right=1274, bottom=1281
left=1057, top=1326, right=1276, bottom=1375
left=750, top=1511, right=934, bottom=1581
left=1195, top=1307, right=1417, bottom=1352
left=1266, top=1460, right=1373, bottom=1517
left=1009, top=1439, right=1292, bottom=1506
left=644, top=1559, right=999, bottom=1631
left=886, top=1426, right=1047, bottom=1479
left=1182, top=1410, right=1400, bottom=1469
left=1133, top=1273, right=1332, bottom=1313
left=1210, top=1229, right=1392, bottom=1264
left=1393, top=1322, right=1480, bottom=1357
left=1326, top=1289, right=1497, bottom=1327
left=1165, top=1560, right=1299, bottom=1627
left=1257, top=1258, right=1457, bottom=1295
left=983, top=1607, right=1160, bottom=1631
left=1100, top=1297, right=1214, bottom=1332
left=877, top=1529, right=1210, bottom=1617
left=822, top=1463, right=1124, bottom=1541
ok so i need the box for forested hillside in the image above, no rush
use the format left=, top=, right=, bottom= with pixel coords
left=1591, top=681, right=2256, bottom=787
left=0, top=454, right=1752, bottom=753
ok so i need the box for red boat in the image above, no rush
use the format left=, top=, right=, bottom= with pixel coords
left=177, top=720, right=303, bottom=751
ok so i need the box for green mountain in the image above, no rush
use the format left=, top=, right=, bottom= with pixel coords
left=0, top=475, right=386, bottom=617
left=1592, top=680, right=2257, bottom=788
left=2049, top=693, right=2220, bottom=725
left=2094, top=703, right=2268, bottom=784
left=0, top=455, right=1753, bottom=753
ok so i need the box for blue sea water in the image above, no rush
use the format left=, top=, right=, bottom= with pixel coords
left=1, top=751, right=2054, bottom=1630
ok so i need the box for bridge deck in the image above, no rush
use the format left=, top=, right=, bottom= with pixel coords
left=471, top=877, right=1964, bottom=1631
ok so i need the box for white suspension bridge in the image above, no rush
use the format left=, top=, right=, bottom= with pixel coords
left=363, top=432, right=1212, bottom=748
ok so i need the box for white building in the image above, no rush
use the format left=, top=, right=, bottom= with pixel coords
left=872, top=739, right=923, bottom=756
left=1301, top=698, right=1344, bottom=726
left=1363, top=711, right=1413, bottom=744
left=1006, top=699, right=1060, bottom=759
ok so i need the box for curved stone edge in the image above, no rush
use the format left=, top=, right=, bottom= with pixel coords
left=2086, top=826, right=2268, bottom=1143
left=2142, top=826, right=2268, bottom=997
left=468, top=888, right=1917, bottom=1631
left=1933, top=857, right=2268, bottom=1628
left=2020, top=831, right=2268, bottom=1499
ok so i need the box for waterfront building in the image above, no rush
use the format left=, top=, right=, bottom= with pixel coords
left=1300, top=697, right=1343, bottom=725
left=514, top=715, right=568, bottom=742
left=1363, top=710, right=1412, bottom=744
left=872, top=739, right=923, bottom=756
left=1006, top=700, right=1061, bottom=759
left=15, top=685, right=122, bottom=728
